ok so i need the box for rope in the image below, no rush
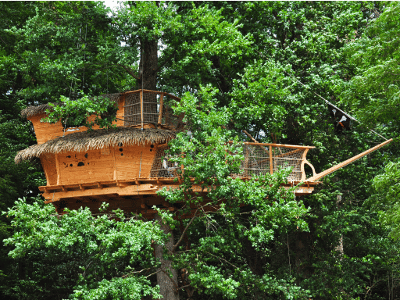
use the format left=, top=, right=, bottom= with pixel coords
left=141, top=45, right=144, bottom=131
left=286, top=72, right=388, bottom=141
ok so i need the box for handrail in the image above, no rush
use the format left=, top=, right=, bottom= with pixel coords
left=243, top=142, right=315, bottom=149
left=123, top=89, right=181, bottom=101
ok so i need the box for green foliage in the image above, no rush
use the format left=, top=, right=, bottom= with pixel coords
left=341, top=2, right=400, bottom=127
left=157, top=86, right=310, bottom=299
left=4, top=198, right=162, bottom=300
left=71, top=276, right=159, bottom=300
left=1, top=1, right=400, bottom=299
left=371, top=160, right=400, bottom=240
left=43, top=94, right=118, bottom=130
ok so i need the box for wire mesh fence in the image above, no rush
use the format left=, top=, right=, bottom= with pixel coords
left=122, top=90, right=183, bottom=129
left=150, top=143, right=311, bottom=181
left=241, top=143, right=306, bottom=180
left=150, top=145, right=178, bottom=178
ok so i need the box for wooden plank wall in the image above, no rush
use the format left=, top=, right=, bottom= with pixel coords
left=57, top=149, right=115, bottom=185
left=40, top=153, right=57, bottom=186
left=53, top=143, right=157, bottom=186
left=29, top=97, right=125, bottom=145
left=114, top=143, right=156, bottom=180
left=29, top=114, right=65, bottom=144
left=115, top=94, right=125, bottom=126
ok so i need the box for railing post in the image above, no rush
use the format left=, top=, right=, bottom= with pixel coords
left=158, top=93, right=164, bottom=126
left=300, top=149, right=309, bottom=181
left=269, top=145, right=273, bottom=174
left=140, top=90, right=143, bottom=128
left=244, top=145, right=249, bottom=177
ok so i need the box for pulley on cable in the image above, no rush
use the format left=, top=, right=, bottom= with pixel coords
left=286, top=71, right=388, bottom=141
left=327, top=104, right=351, bottom=132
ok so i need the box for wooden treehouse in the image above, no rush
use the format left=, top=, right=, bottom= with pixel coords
left=15, top=90, right=392, bottom=216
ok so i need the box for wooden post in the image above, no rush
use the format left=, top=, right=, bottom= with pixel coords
left=55, top=153, right=61, bottom=185
left=140, top=90, right=143, bottom=129
left=269, top=145, right=273, bottom=174
left=244, top=145, right=249, bottom=177
left=158, top=93, right=164, bottom=125
left=300, top=149, right=309, bottom=181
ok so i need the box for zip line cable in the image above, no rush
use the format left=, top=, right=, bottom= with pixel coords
left=286, top=72, right=388, bottom=141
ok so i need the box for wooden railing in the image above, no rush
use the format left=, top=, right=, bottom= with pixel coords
left=150, top=142, right=316, bottom=182
left=239, top=143, right=316, bottom=181
left=122, top=90, right=183, bottom=129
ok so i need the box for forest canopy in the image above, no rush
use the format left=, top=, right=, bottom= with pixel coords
left=1, top=1, right=400, bottom=299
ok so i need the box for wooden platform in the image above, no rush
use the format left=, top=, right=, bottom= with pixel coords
left=39, top=177, right=319, bottom=216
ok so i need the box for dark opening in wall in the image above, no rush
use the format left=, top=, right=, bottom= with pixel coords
left=77, top=162, right=85, bottom=167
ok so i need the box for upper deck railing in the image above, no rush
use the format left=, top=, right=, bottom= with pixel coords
left=121, top=90, right=184, bottom=130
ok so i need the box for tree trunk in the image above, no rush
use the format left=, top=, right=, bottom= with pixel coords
left=125, top=39, right=158, bottom=125
left=154, top=213, right=180, bottom=300
left=138, top=39, right=158, bottom=91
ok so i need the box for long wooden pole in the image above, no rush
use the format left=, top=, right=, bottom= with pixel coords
left=308, top=139, right=392, bottom=181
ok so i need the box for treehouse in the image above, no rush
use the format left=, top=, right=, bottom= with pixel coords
left=15, top=90, right=392, bottom=216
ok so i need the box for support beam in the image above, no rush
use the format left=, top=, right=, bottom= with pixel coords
left=308, top=139, right=392, bottom=181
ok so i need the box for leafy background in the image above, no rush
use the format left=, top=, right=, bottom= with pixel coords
left=1, top=1, right=400, bottom=299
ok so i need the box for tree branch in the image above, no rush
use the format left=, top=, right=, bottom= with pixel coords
left=205, top=251, right=241, bottom=270
left=117, top=64, right=141, bottom=80
left=172, top=208, right=199, bottom=252
left=122, top=267, right=152, bottom=278
left=154, top=51, right=177, bottom=74
left=178, top=284, right=192, bottom=291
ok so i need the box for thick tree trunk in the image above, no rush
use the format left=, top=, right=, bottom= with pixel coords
left=154, top=213, right=180, bottom=300
left=138, top=39, right=158, bottom=90
left=124, top=39, right=159, bottom=125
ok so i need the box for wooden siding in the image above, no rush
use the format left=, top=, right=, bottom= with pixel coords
left=56, top=149, right=115, bottom=185
left=114, top=143, right=156, bottom=180
left=47, top=143, right=156, bottom=186
left=29, top=98, right=125, bottom=145
left=40, top=153, right=57, bottom=186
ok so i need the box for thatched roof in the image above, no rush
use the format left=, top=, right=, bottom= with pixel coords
left=20, top=93, right=122, bottom=119
left=21, top=103, right=59, bottom=119
left=15, top=127, right=175, bottom=163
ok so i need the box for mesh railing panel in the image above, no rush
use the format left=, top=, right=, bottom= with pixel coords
left=124, top=93, right=141, bottom=126
left=272, top=146, right=305, bottom=181
left=150, top=144, right=307, bottom=180
left=240, top=144, right=306, bottom=181
left=150, top=146, right=178, bottom=178
left=142, top=91, right=159, bottom=124
left=241, top=144, right=271, bottom=177
left=123, top=91, right=183, bottom=129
